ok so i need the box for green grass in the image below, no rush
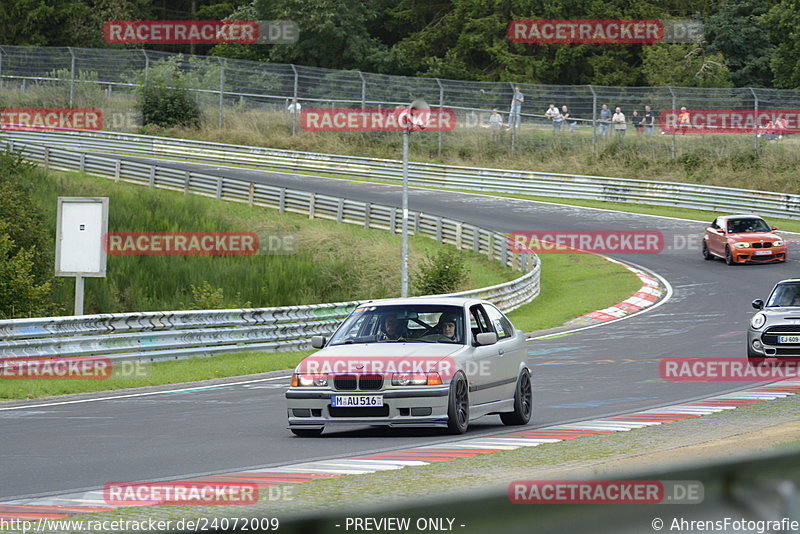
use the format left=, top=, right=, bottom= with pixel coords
left=139, top=108, right=800, bottom=196
left=0, top=350, right=310, bottom=401
left=508, top=253, right=643, bottom=332
left=8, top=164, right=521, bottom=315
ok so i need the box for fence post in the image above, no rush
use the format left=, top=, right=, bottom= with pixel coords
left=218, top=58, right=225, bottom=129
left=142, top=49, right=150, bottom=84
left=750, top=87, right=759, bottom=158
left=67, top=47, right=76, bottom=107
left=290, top=64, right=299, bottom=136
left=358, top=71, right=366, bottom=109
left=668, top=86, right=676, bottom=158
left=589, top=85, right=597, bottom=154
left=436, top=78, right=444, bottom=155
left=509, top=82, right=516, bottom=156
left=0, top=47, right=4, bottom=90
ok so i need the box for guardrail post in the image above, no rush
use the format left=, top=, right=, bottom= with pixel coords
left=44, top=147, right=50, bottom=170
left=309, top=193, right=316, bottom=219
left=337, top=199, right=344, bottom=222
left=472, top=228, right=480, bottom=253
left=149, top=166, right=155, bottom=187
left=67, top=47, right=76, bottom=107
left=589, top=85, right=597, bottom=153
left=248, top=182, right=254, bottom=206
left=184, top=171, right=190, bottom=194
left=279, top=188, right=286, bottom=213
left=487, top=233, right=494, bottom=260
left=290, top=64, right=299, bottom=136
left=0, top=47, right=4, bottom=90
left=455, top=222, right=463, bottom=249
left=501, top=237, right=508, bottom=267
left=216, top=177, right=222, bottom=199
left=668, top=86, right=676, bottom=158
left=364, top=203, right=371, bottom=229
left=389, top=207, right=396, bottom=233
left=750, top=87, right=759, bottom=158
left=79, top=152, right=85, bottom=172
left=115, top=160, right=121, bottom=182
left=435, top=218, right=443, bottom=242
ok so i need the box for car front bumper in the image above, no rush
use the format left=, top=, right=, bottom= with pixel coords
left=731, top=247, right=787, bottom=263
left=748, top=327, right=800, bottom=357
left=286, top=386, right=451, bottom=429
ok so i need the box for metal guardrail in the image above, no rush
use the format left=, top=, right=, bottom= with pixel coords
left=0, top=138, right=540, bottom=362
left=4, top=130, right=799, bottom=220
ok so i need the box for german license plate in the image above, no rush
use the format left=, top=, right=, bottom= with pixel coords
left=754, top=250, right=772, bottom=256
left=331, top=395, right=383, bottom=407
left=778, top=336, right=800, bottom=344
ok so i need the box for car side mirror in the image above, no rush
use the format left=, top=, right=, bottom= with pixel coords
left=772, top=226, right=778, bottom=231
left=475, top=332, right=498, bottom=346
left=311, top=336, right=326, bottom=349
left=752, top=299, right=764, bottom=310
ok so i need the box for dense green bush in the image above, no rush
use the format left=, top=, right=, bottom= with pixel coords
left=138, top=83, right=200, bottom=128
left=414, top=249, right=469, bottom=295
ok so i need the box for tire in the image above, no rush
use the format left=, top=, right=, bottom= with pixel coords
left=725, top=246, right=735, bottom=266
left=702, top=241, right=714, bottom=260
left=290, top=428, right=323, bottom=437
left=446, top=373, right=469, bottom=434
left=501, top=369, right=533, bottom=426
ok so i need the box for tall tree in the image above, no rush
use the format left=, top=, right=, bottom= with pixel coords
left=704, top=0, right=775, bottom=87
left=764, top=0, right=800, bottom=89
left=641, top=43, right=732, bottom=87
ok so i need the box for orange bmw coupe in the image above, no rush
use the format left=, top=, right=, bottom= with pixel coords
left=703, top=215, right=787, bottom=265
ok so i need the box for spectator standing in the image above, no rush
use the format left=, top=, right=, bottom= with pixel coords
left=561, top=105, right=577, bottom=134
left=288, top=99, right=301, bottom=113
left=486, top=108, right=503, bottom=140
left=545, top=104, right=562, bottom=133
left=599, top=104, right=612, bottom=137
left=509, top=86, right=524, bottom=129
left=632, top=110, right=644, bottom=135
left=678, top=106, right=690, bottom=135
left=643, top=105, right=656, bottom=136
left=612, top=107, right=627, bottom=139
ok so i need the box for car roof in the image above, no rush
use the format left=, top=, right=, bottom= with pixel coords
left=358, top=296, right=487, bottom=307
left=722, top=214, right=766, bottom=220
left=776, top=279, right=800, bottom=284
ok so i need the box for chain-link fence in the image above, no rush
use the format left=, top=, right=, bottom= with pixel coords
left=2, top=46, right=800, bottom=157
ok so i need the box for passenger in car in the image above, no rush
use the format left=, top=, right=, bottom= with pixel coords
left=436, top=314, right=460, bottom=342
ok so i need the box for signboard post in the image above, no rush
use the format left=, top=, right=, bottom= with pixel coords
left=55, top=197, right=109, bottom=316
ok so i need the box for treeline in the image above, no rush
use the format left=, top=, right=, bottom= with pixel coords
left=2, top=0, right=799, bottom=89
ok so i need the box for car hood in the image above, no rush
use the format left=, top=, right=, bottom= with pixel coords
left=295, top=342, right=466, bottom=375
left=728, top=232, right=781, bottom=242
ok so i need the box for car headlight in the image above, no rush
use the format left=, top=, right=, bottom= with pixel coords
left=733, top=242, right=749, bottom=248
left=291, top=373, right=328, bottom=387
left=774, top=240, right=784, bottom=247
left=391, top=372, right=442, bottom=386
left=751, top=313, right=767, bottom=330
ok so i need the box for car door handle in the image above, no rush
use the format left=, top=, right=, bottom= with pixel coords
left=498, top=348, right=505, bottom=356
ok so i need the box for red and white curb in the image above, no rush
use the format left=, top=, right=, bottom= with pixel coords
left=578, top=258, right=664, bottom=323
left=4, top=381, right=800, bottom=520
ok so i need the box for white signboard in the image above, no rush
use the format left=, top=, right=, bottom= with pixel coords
left=55, top=197, right=108, bottom=277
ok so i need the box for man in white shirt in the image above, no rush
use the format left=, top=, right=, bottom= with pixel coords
left=545, top=104, right=561, bottom=133
left=612, top=107, right=626, bottom=139
left=288, top=99, right=301, bottom=113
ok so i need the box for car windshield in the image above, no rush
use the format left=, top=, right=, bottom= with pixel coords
left=767, top=283, right=800, bottom=307
left=727, top=218, right=771, bottom=233
left=328, top=304, right=465, bottom=345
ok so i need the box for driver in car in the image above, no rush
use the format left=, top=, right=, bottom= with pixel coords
left=379, top=315, right=408, bottom=340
